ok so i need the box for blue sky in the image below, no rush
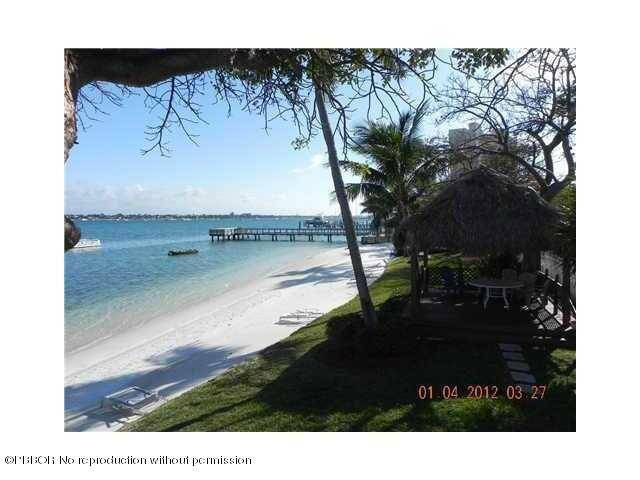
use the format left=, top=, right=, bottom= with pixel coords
left=65, top=57, right=460, bottom=215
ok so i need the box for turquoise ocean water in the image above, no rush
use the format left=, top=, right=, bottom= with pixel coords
left=65, top=218, right=343, bottom=353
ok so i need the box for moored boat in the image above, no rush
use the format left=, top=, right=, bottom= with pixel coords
left=168, top=249, right=199, bottom=256
left=74, top=239, right=102, bottom=249
left=304, top=216, right=330, bottom=228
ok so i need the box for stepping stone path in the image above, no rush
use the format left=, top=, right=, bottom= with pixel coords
left=502, top=351, right=526, bottom=361
left=510, top=371, right=536, bottom=383
left=498, top=343, right=523, bottom=352
left=498, top=343, right=537, bottom=392
left=506, top=360, right=530, bottom=371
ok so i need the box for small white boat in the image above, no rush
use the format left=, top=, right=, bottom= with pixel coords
left=74, top=238, right=102, bottom=249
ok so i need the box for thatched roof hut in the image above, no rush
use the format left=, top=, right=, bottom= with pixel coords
left=407, top=166, right=560, bottom=255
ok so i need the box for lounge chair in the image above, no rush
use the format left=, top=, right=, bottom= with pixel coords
left=100, top=386, right=160, bottom=415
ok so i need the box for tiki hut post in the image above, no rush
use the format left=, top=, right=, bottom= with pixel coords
left=561, top=259, right=573, bottom=326
left=523, top=250, right=541, bottom=273
left=422, top=247, right=429, bottom=296
left=409, top=226, right=421, bottom=318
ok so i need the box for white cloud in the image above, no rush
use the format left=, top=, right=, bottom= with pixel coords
left=65, top=183, right=211, bottom=213
left=176, top=185, right=207, bottom=199
left=239, top=193, right=255, bottom=204
left=291, top=153, right=327, bottom=174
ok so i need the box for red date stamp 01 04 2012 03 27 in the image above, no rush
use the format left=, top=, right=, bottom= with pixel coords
left=417, top=384, right=548, bottom=401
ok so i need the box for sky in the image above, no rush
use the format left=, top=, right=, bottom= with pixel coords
left=64, top=55, right=463, bottom=216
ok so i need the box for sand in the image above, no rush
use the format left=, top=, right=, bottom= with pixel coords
left=64, top=243, right=393, bottom=431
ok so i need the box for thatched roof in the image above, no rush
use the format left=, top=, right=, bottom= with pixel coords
left=406, top=166, right=560, bottom=255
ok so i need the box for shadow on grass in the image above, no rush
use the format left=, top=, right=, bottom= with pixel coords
left=523, top=346, right=576, bottom=431
left=127, top=258, right=575, bottom=432
left=146, top=306, right=522, bottom=431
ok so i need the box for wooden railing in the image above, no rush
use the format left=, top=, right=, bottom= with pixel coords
left=421, top=263, right=576, bottom=321
left=536, top=268, right=576, bottom=318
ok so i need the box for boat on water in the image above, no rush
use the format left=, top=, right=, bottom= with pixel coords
left=168, top=249, right=199, bottom=256
left=361, top=235, right=380, bottom=244
left=304, top=216, right=330, bottom=228
left=74, top=239, right=102, bottom=249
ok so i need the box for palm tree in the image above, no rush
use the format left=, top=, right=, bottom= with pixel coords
left=314, top=83, right=378, bottom=329
left=360, top=195, right=395, bottom=235
left=342, top=104, right=444, bottom=253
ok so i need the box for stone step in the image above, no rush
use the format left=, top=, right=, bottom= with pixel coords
left=506, top=360, right=531, bottom=371
left=499, top=343, right=523, bottom=352
left=510, top=371, right=536, bottom=384
left=502, top=351, right=526, bottom=361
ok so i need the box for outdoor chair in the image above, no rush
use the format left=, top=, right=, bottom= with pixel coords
left=518, top=272, right=537, bottom=307
left=455, top=268, right=467, bottom=295
left=502, top=268, right=518, bottom=281
left=528, top=278, right=552, bottom=312
left=440, top=267, right=460, bottom=297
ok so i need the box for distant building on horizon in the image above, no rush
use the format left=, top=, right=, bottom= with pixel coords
left=448, top=122, right=493, bottom=179
left=447, top=122, right=524, bottom=182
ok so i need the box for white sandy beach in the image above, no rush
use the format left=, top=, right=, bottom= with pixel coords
left=64, top=243, right=393, bottom=431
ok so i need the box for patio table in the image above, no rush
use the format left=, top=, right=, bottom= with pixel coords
left=468, top=278, right=524, bottom=309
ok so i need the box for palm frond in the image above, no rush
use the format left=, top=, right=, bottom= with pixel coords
left=338, top=160, right=387, bottom=185
left=343, top=182, right=391, bottom=202
left=407, top=102, right=429, bottom=141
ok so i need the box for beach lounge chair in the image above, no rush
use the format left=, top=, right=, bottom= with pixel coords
left=276, top=309, right=324, bottom=325
left=100, top=386, right=160, bottom=415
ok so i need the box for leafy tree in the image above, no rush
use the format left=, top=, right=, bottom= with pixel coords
left=440, top=48, right=576, bottom=201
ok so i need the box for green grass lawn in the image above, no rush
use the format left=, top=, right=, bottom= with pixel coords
left=124, top=258, right=575, bottom=432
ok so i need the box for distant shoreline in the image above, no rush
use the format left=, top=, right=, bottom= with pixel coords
left=66, top=214, right=373, bottom=221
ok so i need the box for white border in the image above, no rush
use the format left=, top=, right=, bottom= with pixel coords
left=2, top=1, right=639, bottom=478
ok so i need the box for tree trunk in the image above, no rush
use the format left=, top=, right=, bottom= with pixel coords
left=65, top=51, right=82, bottom=163
left=65, top=216, right=81, bottom=251
left=64, top=51, right=82, bottom=250
left=314, top=84, right=378, bottom=329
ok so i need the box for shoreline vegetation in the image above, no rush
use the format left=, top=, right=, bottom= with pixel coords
left=124, top=257, right=575, bottom=432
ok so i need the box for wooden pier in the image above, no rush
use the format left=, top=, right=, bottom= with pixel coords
left=209, top=226, right=377, bottom=243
